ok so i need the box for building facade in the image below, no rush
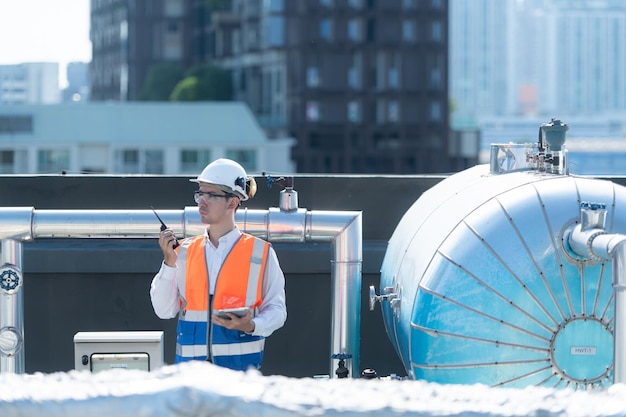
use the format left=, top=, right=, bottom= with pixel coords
left=0, top=102, right=294, bottom=175
left=90, top=0, right=194, bottom=101
left=63, top=62, right=91, bottom=103
left=449, top=0, right=626, bottom=120
left=204, top=0, right=452, bottom=174
left=90, top=0, right=466, bottom=174
left=0, top=63, right=61, bottom=104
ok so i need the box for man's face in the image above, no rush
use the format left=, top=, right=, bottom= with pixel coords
left=195, top=184, right=235, bottom=225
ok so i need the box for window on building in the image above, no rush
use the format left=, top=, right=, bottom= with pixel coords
left=246, top=23, right=260, bottom=49
left=144, top=150, right=164, bottom=174
left=263, top=16, right=285, bottom=46
left=348, top=18, right=363, bottom=42
left=113, top=149, right=164, bottom=174
left=0, top=150, right=14, bottom=173
left=0, top=115, right=33, bottom=134
left=430, top=100, right=442, bottom=122
left=348, top=53, right=362, bottom=89
left=225, top=149, right=257, bottom=172
left=116, top=149, right=140, bottom=174
left=38, top=149, right=70, bottom=174
left=402, top=20, right=416, bottom=42
left=432, top=20, right=442, bottom=42
left=388, top=100, right=400, bottom=122
left=388, top=53, right=400, bottom=89
left=164, top=0, right=184, bottom=16
left=348, top=100, right=361, bottom=123
left=307, top=101, right=320, bottom=121
left=263, top=0, right=284, bottom=12
left=307, top=67, right=320, bottom=87
left=232, top=30, right=241, bottom=54
left=163, top=20, right=183, bottom=59
left=320, top=18, right=333, bottom=40
left=431, top=67, right=442, bottom=89
left=181, top=150, right=211, bottom=174
left=430, top=53, right=443, bottom=89
left=348, top=67, right=359, bottom=89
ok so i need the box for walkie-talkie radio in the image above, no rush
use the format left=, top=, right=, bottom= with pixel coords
left=151, top=206, right=180, bottom=249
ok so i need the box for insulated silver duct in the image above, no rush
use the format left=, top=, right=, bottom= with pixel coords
left=0, top=189, right=362, bottom=378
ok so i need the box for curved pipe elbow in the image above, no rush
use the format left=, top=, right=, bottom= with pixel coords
left=0, top=207, right=34, bottom=241
left=568, top=224, right=607, bottom=261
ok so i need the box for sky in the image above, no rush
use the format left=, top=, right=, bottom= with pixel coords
left=2, top=361, right=626, bottom=417
left=0, top=0, right=91, bottom=87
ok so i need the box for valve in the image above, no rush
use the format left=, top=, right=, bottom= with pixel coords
left=263, top=174, right=298, bottom=212
left=331, top=353, right=352, bottom=378
left=369, top=285, right=400, bottom=310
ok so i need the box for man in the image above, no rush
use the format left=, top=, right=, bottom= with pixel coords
left=150, top=158, right=287, bottom=371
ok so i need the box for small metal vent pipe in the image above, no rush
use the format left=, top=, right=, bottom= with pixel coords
left=0, top=201, right=362, bottom=378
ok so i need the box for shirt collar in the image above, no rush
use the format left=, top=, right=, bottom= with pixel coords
left=204, top=226, right=242, bottom=248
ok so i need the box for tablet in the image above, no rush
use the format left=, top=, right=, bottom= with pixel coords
left=215, top=307, right=250, bottom=319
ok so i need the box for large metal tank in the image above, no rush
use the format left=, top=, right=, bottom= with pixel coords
left=377, top=120, right=626, bottom=389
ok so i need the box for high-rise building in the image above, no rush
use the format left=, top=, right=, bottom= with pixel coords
left=0, top=63, right=60, bottom=104
left=548, top=0, right=626, bottom=115
left=204, top=0, right=454, bottom=174
left=449, top=0, right=514, bottom=119
left=449, top=0, right=626, bottom=119
left=63, top=62, right=91, bottom=103
left=90, top=0, right=467, bottom=174
left=89, top=0, right=193, bottom=101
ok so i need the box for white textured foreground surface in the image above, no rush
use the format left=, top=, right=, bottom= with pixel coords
left=2, top=362, right=626, bottom=417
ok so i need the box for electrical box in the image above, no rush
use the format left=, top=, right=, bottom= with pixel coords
left=74, top=331, right=164, bottom=373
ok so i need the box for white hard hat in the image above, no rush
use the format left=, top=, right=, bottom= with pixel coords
left=190, top=158, right=255, bottom=201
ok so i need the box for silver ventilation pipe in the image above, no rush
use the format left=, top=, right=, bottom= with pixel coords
left=0, top=190, right=362, bottom=378
left=567, top=202, right=626, bottom=383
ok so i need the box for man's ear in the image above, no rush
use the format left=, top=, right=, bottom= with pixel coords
left=228, top=197, right=240, bottom=210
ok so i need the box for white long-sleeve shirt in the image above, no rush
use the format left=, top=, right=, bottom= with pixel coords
left=150, top=227, right=287, bottom=337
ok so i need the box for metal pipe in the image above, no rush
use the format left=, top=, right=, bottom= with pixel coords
left=612, top=241, right=626, bottom=383
left=0, top=206, right=362, bottom=378
left=0, top=240, right=25, bottom=373
left=568, top=204, right=626, bottom=384
left=328, top=212, right=362, bottom=379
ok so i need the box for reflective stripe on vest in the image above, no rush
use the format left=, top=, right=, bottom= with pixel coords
left=212, top=339, right=265, bottom=357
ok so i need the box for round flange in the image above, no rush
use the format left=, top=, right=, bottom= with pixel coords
left=550, top=317, right=612, bottom=385
left=0, top=326, right=23, bottom=357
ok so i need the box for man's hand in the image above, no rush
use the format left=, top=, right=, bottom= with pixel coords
left=158, top=228, right=178, bottom=267
left=212, top=311, right=255, bottom=333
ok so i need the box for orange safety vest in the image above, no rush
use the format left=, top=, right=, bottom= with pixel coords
left=174, top=232, right=270, bottom=368
left=181, top=233, right=268, bottom=312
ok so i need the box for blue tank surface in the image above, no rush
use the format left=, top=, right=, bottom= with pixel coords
left=379, top=161, right=626, bottom=389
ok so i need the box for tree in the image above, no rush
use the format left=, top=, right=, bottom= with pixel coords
left=138, top=63, right=184, bottom=101
left=169, top=76, right=200, bottom=101
left=169, top=64, right=233, bottom=102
